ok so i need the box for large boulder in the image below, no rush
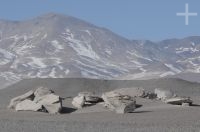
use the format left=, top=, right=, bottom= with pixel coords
left=8, top=90, right=34, bottom=109
left=72, top=92, right=102, bottom=109
left=34, top=87, right=54, bottom=102
left=34, top=93, right=60, bottom=104
left=154, top=88, right=175, bottom=100
left=72, top=95, right=85, bottom=109
left=8, top=87, right=62, bottom=114
left=43, top=103, right=62, bottom=114
left=78, top=92, right=102, bottom=103
left=165, top=97, right=193, bottom=106
left=34, top=93, right=62, bottom=114
left=102, top=91, right=136, bottom=114
left=15, top=99, right=42, bottom=112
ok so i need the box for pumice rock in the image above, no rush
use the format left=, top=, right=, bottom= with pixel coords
left=164, top=97, right=193, bottom=106
left=102, top=91, right=136, bottom=114
left=154, top=88, right=193, bottom=106
left=8, top=87, right=62, bottom=114
left=15, top=99, right=42, bottom=112
left=72, top=92, right=102, bottom=109
left=34, top=93, right=62, bottom=114
left=34, top=86, right=54, bottom=102
left=72, top=95, right=85, bottom=109
left=8, top=90, right=34, bottom=109
left=78, top=92, right=102, bottom=103
left=154, top=88, right=175, bottom=100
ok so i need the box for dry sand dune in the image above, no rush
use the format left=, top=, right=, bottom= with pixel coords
left=0, top=78, right=200, bottom=132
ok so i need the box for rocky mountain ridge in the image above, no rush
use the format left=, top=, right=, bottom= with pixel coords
left=0, top=13, right=200, bottom=88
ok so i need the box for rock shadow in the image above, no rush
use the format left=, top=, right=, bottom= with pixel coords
left=60, top=107, right=77, bottom=114
left=136, top=104, right=143, bottom=108
left=131, top=111, right=152, bottom=113
left=191, top=104, right=200, bottom=107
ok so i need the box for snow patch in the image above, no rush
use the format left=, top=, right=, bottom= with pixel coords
left=160, top=71, right=175, bottom=77
left=27, top=57, right=47, bottom=68
left=83, top=30, right=92, bottom=36
left=139, top=67, right=147, bottom=73
left=120, top=71, right=161, bottom=80
left=0, top=49, right=15, bottom=65
left=62, top=28, right=100, bottom=60
left=189, top=61, right=198, bottom=67
left=0, top=48, right=15, bottom=59
left=73, top=59, right=121, bottom=78
left=127, top=51, right=152, bottom=62
left=191, top=42, right=195, bottom=46
left=79, top=56, right=129, bottom=73
left=49, top=68, right=56, bottom=78
left=0, top=59, right=10, bottom=65
left=164, top=64, right=181, bottom=73
left=0, top=72, right=21, bottom=82
left=41, top=33, right=47, bottom=40
left=130, top=60, right=145, bottom=67
left=176, top=47, right=199, bottom=54
left=105, top=49, right=112, bottom=55
left=51, top=40, right=64, bottom=50
left=62, top=28, right=74, bottom=38
left=65, top=69, right=70, bottom=75
left=15, top=44, right=35, bottom=55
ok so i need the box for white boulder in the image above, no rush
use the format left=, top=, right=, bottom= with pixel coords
left=8, top=87, right=62, bottom=114
left=165, top=97, right=193, bottom=106
left=34, top=93, right=62, bottom=114
left=154, top=88, right=175, bottom=100
left=72, top=92, right=102, bottom=109
left=8, top=90, right=34, bottom=109
left=72, top=95, right=85, bottom=109
left=102, top=91, right=136, bottom=114
left=34, top=93, right=60, bottom=104
left=34, top=87, right=53, bottom=102
left=115, top=101, right=136, bottom=114
left=43, top=103, right=62, bottom=114
left=78, top=92, right=102, bottom=103
left=15, top=99, right=42, bottom=112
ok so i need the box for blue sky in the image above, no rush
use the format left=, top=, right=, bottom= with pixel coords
left=0, top=0, right=200, bottom=40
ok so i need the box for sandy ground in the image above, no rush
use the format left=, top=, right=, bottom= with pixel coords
left=0, top=98, right=199, bottom=132
left=0, top=78, right=200, bottom=132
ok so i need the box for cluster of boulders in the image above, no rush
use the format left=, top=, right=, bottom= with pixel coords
left=8, top=87, right=62, bottom=114
left=72, top=92, right=102, bottom=109
left=71, top=87, right=193, bottom=114
left=8, top=86, right=193, bottom=114
left=72, top=87, right=153, bottom=114
left=112, top=87, right=157, bottom=99
left=154, top=88, right=193, bottom=106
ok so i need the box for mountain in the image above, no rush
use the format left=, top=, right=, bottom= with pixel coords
left=0, top=13, right=200, bottom=88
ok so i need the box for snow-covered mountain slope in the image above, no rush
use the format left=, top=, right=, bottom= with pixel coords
left=0, top=13, right=200, bottom=88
